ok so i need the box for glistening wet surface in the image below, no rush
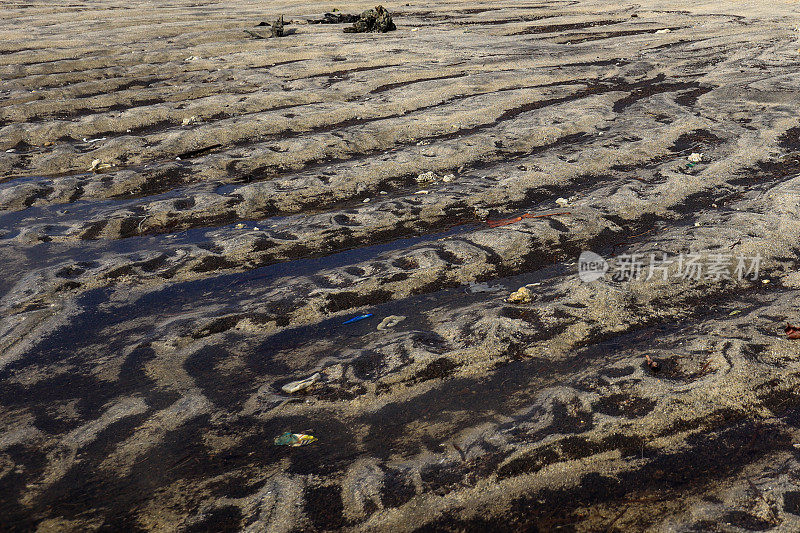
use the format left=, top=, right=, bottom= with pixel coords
left=3, top=1, right=800, bottom=531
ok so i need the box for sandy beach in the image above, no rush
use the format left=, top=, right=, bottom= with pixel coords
left=2, top=1, right=800, bottom=530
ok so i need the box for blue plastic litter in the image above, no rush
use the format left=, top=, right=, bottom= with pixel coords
left=343, top=313, right=373, bottom=324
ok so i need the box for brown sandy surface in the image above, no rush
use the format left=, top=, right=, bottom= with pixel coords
left=3, top=1, right=800, bottom=531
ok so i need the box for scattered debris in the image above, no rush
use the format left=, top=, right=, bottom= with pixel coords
left=487, top=211, right=571, bottom=228
left=235, top=223, right=245, bottom=229
left=5, top=149, right=16, bottom=153
left=281, top=372, right=321, bottom=393
left=89, top=159, right=112, bottom=173
left=343, top=5, right=396, bottom=33
left=507, top=286, right=533, bottom=304
left=377, top=315, right=406, bottom=330
left=244, top=16, right=292, bottom=38
left=274, top=432, right=317, bottom=447
left=271, top=15, right=285, bottom=37
left=309, top=12, right=361, bottom=24
left=645, top=354, right=660, bottom=371
left=181, top=116, right=199, bottom=126
left=416, top=171, right=438, bottom=183
left=414, top=190, right=430, bottom=194
left=655, top=28, right=671, bottom=34
left=786, top=323, right=800, bottom=339
left=687, top=152, right=703, bottom=163
left=555, top=197, right=569, bottom=208
left=82, top=137, right=107, bottom=143
left=184, top=56, right=200, bottom=62
left=442, top=174, right=455, bottom=182
left=362, top=197, right=371, bottom=203
left=343, top=313, right=373, bottom=324
left=474, top=207, right=490, bottom=220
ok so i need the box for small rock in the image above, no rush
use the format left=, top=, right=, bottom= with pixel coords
left=377, top=315, right=406, bottom=330
left=687, top=152, right=703, bottom=163
left=555, top=197, right=569, bottom=208
left=416, top=171, right=438, bottom=183
left=442, top=174, right=455, bottom=183
left=182, top=116, right=199, bottom=126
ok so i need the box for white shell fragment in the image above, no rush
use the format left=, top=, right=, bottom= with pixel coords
left=89, top=159, right=112, bottom=172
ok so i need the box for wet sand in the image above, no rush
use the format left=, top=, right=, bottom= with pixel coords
left=2, top=1, right=800, bottom=531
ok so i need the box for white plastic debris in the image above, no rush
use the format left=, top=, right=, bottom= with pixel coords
left=5, top=149, right=16, bottom=153
left=362, top=197, right=371, bottom=203
left=687, top=152, right=703, bottom=163
left=468, top=282, right=502, bottom=294
left=281, top=373, right=321, bottom=394
left=655, top=28, right=671, bottom=34
left=555, top=197, right=569, bottom=208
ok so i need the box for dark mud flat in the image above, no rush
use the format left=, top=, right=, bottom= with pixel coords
left=3, top=0, right=800, bottom=531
